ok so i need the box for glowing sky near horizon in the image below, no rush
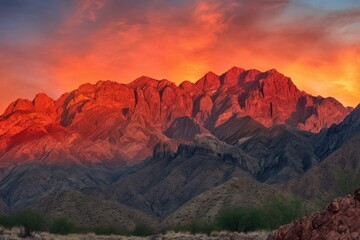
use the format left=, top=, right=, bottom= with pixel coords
left=0, top=0, right=359, bottom=113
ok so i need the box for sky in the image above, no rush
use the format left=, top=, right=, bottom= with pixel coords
left=0, top=0, right=359, bottom=113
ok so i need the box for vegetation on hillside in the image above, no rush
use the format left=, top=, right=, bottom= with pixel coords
left=315, top=168, right=360, bottom=209
left=0, top=209, right=46, bottom=237
left=169, top=194, right=308, bottom=235
left=216, top=194, right=307, bottom=232
left=0, top=195, right=307, bottom=237
left=335, top=168, right=360, bottom=197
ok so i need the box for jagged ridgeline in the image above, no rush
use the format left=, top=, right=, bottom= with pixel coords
left=0, top=67, right=359, bottom=233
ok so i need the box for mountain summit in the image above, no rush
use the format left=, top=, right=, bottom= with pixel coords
left=0, top=67, right=351, bottom=165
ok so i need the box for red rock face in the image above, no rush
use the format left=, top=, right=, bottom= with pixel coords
left=268, top=188, right=360, bottom=240
left=0, top=67, right=352, bottom=165
left=213, top=68, right=350, bottom=131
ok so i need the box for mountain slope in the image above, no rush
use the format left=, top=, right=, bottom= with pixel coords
left=0, top=67, right=351, bottom=165
left=0, top=106, right=358, bottom=229
left=314, top=104, right=360, bottom=159
left=284, top=135, right=360, bottom=203
left=101, top=135, right=259, bottom=218
left=283, top=106, right=360, bottom=202
left=32, top=190, right=157, bottom=230
left=0, top=164, right=123, bottom=210
left=238, top=125, right=319, bottom=183
left=162, top=176, right=288, bottom=227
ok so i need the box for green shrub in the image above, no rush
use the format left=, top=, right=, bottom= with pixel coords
left=131, top=223, right=154, bottom=236
left=49, top=218, right=74, bottom=235
left=215, top=195, right=306, bottom=232
left=172, top=222, right=215, bottom=235
left=243, top=208, right=266, bottom=231
left=93, top=226, right=122, bottom=235
left=216, top=206, right=265, bottom=232
left=13, top=209, right=46, bottom=238
left=1, top=211, right=128, bottom=236
left=0, top=214, right=15, bottom=228
left=335, top=169, right=360, bottom=197
left=262, top=194, right=306, bottom=230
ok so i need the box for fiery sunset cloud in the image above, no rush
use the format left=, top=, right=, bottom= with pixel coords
left=0, top=0, right=359, bottom=112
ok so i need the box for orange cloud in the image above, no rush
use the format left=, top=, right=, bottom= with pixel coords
left=0, top=0, right=359, bottom=113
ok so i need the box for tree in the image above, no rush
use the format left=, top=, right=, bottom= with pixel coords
left=0, top=214, right=15, bottom=228
left=216, top=206, right=265, bottom=232
left=263, top=195, right=306, bottom=230
left=14, top=209, right=46, bottom=238
left=49, top=217, right=74, bottom=235
left=131, top=223, right=154, bottom=236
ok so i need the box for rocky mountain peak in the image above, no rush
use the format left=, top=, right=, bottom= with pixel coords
left=128, top=76, right=160, bottom=89
left=2, top=98, right=34, bottom=117
left=239, top=69, right=262, bottom=83
left=0, top=66, right=353, bottom=165
left=195, top=71, right=221, bottom=92
left=33, top=93, right=55, bottom=113
left=221, top=66, right=245, bottom=86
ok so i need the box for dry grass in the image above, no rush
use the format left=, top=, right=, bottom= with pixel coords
left=0, top=227, right=269, bottom=240
left=0, top=227, right=145, bottom=240
left=159, top=230, right=269, bottom=239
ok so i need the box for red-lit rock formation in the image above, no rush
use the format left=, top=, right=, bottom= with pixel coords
left=268, top=188, right=360, bottom=240
left=0, top=67, right=351, bottom=165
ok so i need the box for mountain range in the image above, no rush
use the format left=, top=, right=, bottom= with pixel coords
left=0, top=67, right=351, bottom=165
left=0, top=67, right=359, bottom=231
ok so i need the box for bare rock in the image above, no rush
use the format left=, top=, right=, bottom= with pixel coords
left=0, top=67, right=351, bottom=165
left=268, top=188, right=360, bottom=240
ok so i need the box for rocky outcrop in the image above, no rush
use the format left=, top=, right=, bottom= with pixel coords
left=268, top=188, right=360, bottom=240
